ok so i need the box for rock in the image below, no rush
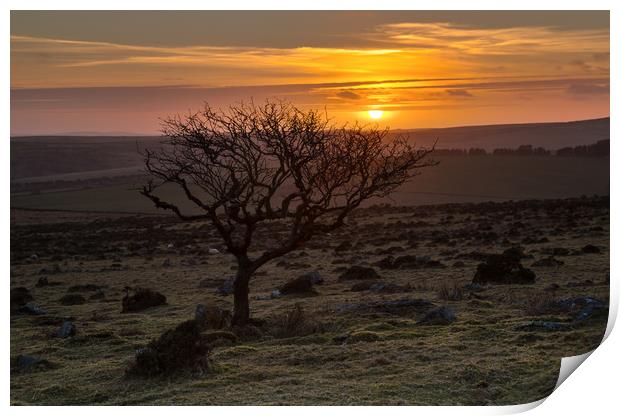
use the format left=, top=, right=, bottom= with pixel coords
left=333, top=333, right=350, bottom=344
left=18, top=302, right=47, bottom=315
left=11, top=287, right=33, bottom=309
left=472, top=253, right=536, bottom=285
left=582, top=244, right=601, bottom=254
left=56, top=321, right=76, bottom=338
left=121, top=287, right=167, bottom=312
left=194, top=304, right=231, bottom=329
left=532, top=256, right=564, bottom=268
left=338, top=265, right=380, bottom=281
left=208, top=248, right=220, bottom=254
left=279, top=275, right=316, bottom=295
left=417, top=306, right=456, bottom=325
left=215, top=277, right=235, bottom=296
left=30, top=254, right=39, bottom=261
left=195, top=304, right=207, bottom=323
left=548, top=296, right=605, bottom=322
left=126, top=320, right=212, bottom=377
left=12, top=355, right=53, bottom=372
left=166, top=243, right=175, bottom=249
left=300, top=271, right=324, bottom=285
left=270, top=290, right=282, bottom=299
left=59, top=293, right=86, bottom=305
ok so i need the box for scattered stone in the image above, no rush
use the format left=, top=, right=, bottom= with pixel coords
left=56, top=321, right=76, bottom=338
left=18, top=302, right=47, bottom=315
left=279, top=275, right=317, bottom=295
left=300, top=271, right=324, bottom=285
left=208, top=248, right=220, bottom=254
left=59, top=293, right=86, bottom=306
left=194, top=304, right=231, bottom=329
left=544, top=283, right=561, bottom=291
left=121, top=287, right=167, bottom=313
left=582, top=244, right=601, bottom=254
left=472, top=252, right=536, bottom=285
left=548, top=296, right=605, bottom=322
left=338, top=265, right=380, bottom=281
left=215, top=277, right=235, bottom=296
left=36, top=276, right=51, bottom=287
left=12, top=355, right=53, bottom=372
left=417, top=306, right=456, bottom=325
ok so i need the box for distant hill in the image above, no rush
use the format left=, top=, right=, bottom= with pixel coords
left=11, top=117, right=609, bottom=180
left=396, top=117, right=609, bottom=150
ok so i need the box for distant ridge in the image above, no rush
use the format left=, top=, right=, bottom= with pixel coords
left=392, top=117, right=609, bottom=150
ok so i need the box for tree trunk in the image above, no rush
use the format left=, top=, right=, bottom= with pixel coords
left=232, top=265, right=252, bottom=326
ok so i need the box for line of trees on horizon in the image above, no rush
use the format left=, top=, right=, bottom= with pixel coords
left=433, top=139, right=609, bottom=158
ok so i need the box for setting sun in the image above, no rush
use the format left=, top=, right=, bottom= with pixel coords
left=368, top=110, right=384, bottom=119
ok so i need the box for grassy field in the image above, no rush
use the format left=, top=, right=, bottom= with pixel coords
left=11, top=155, right=610, bottom=214
left=10, top=197, right=609, bottom=405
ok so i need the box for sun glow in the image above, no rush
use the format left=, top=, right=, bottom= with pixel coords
left=368, top=110, right=384, bottom=119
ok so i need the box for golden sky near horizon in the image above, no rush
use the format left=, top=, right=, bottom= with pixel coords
left=10, top=11, right=610, bottom=135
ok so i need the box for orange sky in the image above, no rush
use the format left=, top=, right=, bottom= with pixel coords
left=10, top=11, right=610, bottom=135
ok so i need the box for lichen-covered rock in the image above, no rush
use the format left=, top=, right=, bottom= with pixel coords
left=121, top=287, right=166, bottom=312
left=338, top=266, right=380, bottom=281
left=417, top=306, right=457, bottom=325
left=472, top=253, right=536, bottom=285
left=126, top=320, right=212, bottom=377
left=56, top=321, right=76, bottom=338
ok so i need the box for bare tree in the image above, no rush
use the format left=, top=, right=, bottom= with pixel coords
left=141, top=100, right=437, bottom=326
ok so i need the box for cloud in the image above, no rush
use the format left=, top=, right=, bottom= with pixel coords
left=445, top=89, right=473, bottom=97
left=567, top=83, right=609, bottom=96
left=335, top=90, right=362, bottom=100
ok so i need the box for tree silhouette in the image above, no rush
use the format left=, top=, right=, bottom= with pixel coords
left=141, top=101, right=437, bottom=325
